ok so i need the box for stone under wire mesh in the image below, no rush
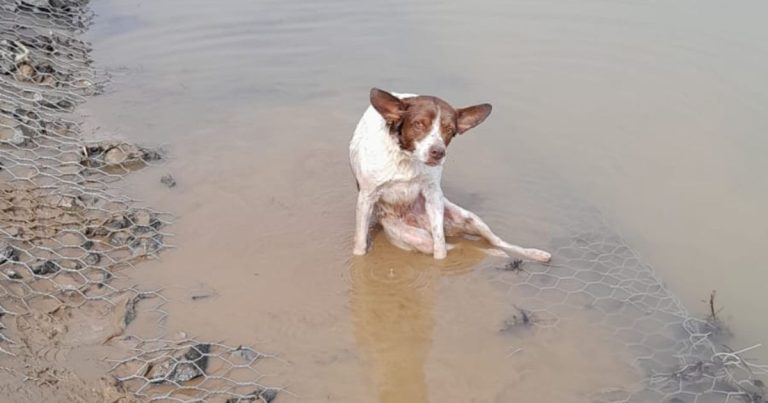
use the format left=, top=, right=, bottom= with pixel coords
left=0, top=1, right=283, bottom=402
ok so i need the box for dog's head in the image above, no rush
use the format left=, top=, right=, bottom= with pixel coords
left=369, top=88, right=492, bottom=167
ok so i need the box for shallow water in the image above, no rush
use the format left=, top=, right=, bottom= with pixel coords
left=83, top=0, right=768, bottom=401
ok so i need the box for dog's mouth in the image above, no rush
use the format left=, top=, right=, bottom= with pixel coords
left=424, top=159, right=443, bottom=167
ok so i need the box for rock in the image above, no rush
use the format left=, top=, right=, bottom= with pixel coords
left=107, top=215, right=130, bottom=229
left=121, top=297, right=138, bottom=327
left=4, top=269, right=22, bottom=280
left=0, top=39, right=29, bottom=66
left=104, top=294, right=141, bottom=342
left=149, top=217, right=162, bottom=229
left=141, top=148, right=163, bottom=162
left=160, top=174, right=176, bottom=188
left=260, top=389, right=278, bottom=403
left=225, top=389, right=278, bottom=403
left=0, top=123, right=24, bottom=145
left=56, top=196, right=83, bottom=209
left=148, top=344, right=210, bottom=384
left=32, top=260, right=60, bottom=275
left=0, top=244, right=19, bottom=265
left=109, top=231, right=133, bottom=246
left=132, top=210, right=151, bottom=227
left=83, top=252, right=100, bottom=266
left=39, top=75, right=54, bottom=86
left=40, top=94, right=75, bottom=111
left=20, top=0, right=52, bottom=8
left=129, top=236, right=162, bottom=256
left=235, top=346, right=261, bottom=362
left=96, top=270, right=112, bottom=288
left=82, top=142, right=161, bottom=171
left=104, top=147, right=128, bottom=165
left=16, top=63, right=35, bottom=81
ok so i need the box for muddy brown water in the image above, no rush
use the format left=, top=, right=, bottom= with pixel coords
left=78, top=0, right=768, bottom=401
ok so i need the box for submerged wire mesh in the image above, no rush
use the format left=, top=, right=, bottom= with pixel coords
left=108, top=337, right=287, bottom=402
left=0, top=1, right=283, bottom=402
left=491, top=182, right=768, bottom=403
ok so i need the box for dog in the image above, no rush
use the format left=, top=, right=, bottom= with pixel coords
left=349, top=88, right=551, bottom=262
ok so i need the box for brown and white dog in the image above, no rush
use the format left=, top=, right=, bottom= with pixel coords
left=349, top=88, right=551, bottom=262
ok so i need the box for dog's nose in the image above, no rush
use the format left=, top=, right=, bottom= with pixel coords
left=429, top=147, right=446, bottom=161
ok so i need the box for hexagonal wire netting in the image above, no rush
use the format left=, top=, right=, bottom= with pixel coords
left=0, top=1, right=765, bottom=403
left=0, top=1, right=285, bottom=402
left=488, top=177, right=768, bottom=403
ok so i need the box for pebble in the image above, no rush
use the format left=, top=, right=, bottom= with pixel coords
left=104, top=147, right=128, bottom=165
left=160, top=174, right=177, bottom=188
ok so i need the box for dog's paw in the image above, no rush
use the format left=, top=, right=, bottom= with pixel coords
left=525, top=248, right=551, bottom=263
left=352, top=246, right=368, bottom=256
left=433, top=248, right=447, bottom=260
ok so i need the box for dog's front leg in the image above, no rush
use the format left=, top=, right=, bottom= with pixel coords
left=353, top=190, right=376, bottom=255
left=424, top=187, right=447, bottom=259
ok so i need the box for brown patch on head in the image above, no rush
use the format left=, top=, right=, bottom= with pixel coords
left=394, top=96, right=438, bottom=152
left=369, top=88, right=493, bottom=153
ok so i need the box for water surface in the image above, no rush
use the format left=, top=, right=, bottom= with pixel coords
left=83, top=0, right=768, bottom=401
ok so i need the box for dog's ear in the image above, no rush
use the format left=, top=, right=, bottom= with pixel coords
left=456, top=104, right=492, bottom=134
left=370, top=88, right=405, bottom=125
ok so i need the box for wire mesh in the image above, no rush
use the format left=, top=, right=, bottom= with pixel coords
left=491, top=182, right=768, bottom=403
left=108, top=337, right=286, bottom=403
left=0, top=1, right=284, bottom=402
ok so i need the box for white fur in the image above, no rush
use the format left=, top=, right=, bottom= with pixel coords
left=349, top=92, right=551, bottom=262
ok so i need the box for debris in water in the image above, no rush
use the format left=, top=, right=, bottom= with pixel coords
left=707, top=290, right=721, bottom=321
left=160, top=174, right=177, bottom=188
left=498, top=259, right=525, bottom=272
left=500, top=306, right=535, bottom=334
left=699, top=290, right=732, bottom=339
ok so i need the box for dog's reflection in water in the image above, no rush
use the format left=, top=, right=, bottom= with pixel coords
left=349, top=234, right=487, bottom=403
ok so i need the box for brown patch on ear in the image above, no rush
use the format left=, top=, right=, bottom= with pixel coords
left=456, top=103, right=492, bottom=134
left=370, top=88, right=405, bottom=125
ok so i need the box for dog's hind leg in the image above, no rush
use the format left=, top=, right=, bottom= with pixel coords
left=380, top=217, right=434, bottom=254
left=444, top=199, right=551, bottom=262
left=380, top=217, right=456, bottom=255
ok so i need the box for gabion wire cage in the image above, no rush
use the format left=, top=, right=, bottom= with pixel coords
left=0, top=1, right=285, bottom=402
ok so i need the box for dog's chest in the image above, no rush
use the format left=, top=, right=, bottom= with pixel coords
left=378, top=180, right=423, bottom=205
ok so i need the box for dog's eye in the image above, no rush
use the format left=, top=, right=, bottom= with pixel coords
left=444, top=127, right=455, bottom=136
left=412, top=121, right=425, bottom=130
